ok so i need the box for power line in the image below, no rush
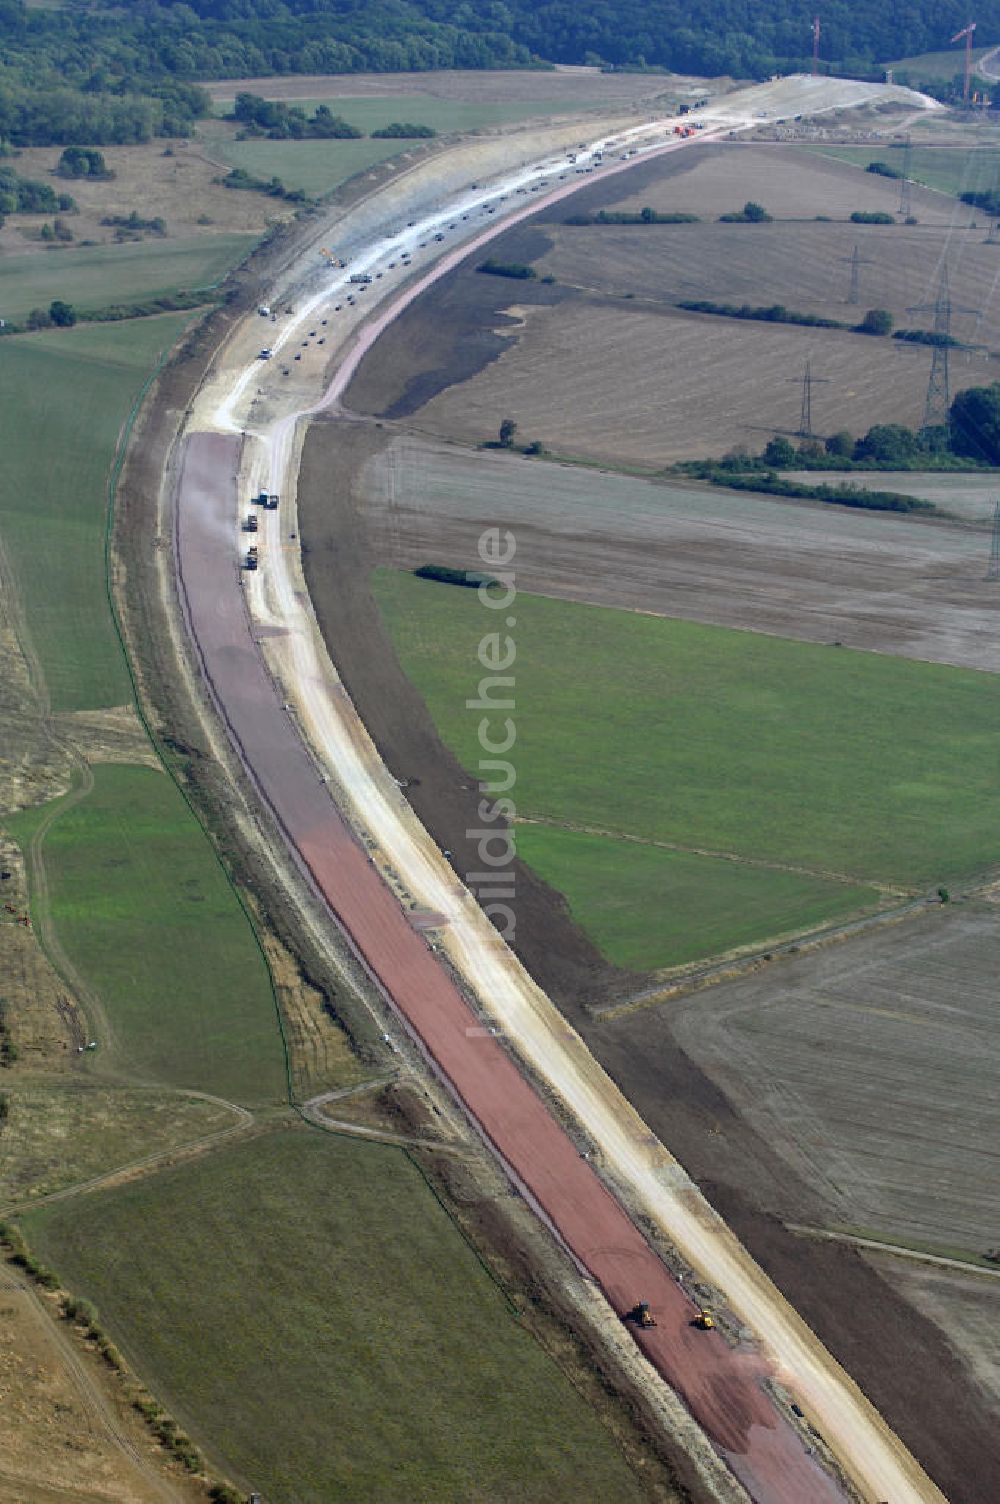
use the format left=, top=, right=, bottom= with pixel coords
left=988, top=500, right=1000, bottom=580
left=899, top=134, right=913, bottom=219
left=841, top=244, right=874, bottom=305
left=907, top=263, right=977, bottom=429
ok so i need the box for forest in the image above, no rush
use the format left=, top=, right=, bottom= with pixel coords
left=0, top=0, right=996, bottom=145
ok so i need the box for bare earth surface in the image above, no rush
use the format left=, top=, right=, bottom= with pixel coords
left=667, top=904, right=1000, bottom=1254
left=360, top=433, right=1000, bottom=672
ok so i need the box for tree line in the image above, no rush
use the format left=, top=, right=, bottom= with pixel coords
left=2, top=0, right=999, bottom=150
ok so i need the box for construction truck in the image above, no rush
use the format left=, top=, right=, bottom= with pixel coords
left=693, top=1309, right=715, bottom=1330
left=253, top=491, right=279, bottom=510
left=244, top=546, right=259, bottom=572
left=626, top=1300, right=656, bottom=1329
left=349, top=272, right=373, bottom=285
left=320, top=248, right=344, bottom=267
left=244, top=513, right=259, bottom=533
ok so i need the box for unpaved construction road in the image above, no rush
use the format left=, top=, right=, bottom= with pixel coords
left=170, top=75, right=947, bottom=1504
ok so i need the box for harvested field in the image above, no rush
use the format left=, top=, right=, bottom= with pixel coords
left=662, top=902, right=1000, bottom=1254
left=785, top=468, right=1000, bottom=524
left=592, top=141, right=961, bottom=223
left=362, top=435, right=1000, bottom=671
left=418, top=303, right=992, bottom=463
left=347, top=142, right=1000, bottom=464
left=22, top=1129, right=649, bottom=1504
left=415, top=303, right=991, bottom=463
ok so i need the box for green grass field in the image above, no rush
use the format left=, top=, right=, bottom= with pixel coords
left=22, top=1129, right=643, bottom=1504
left=5, top=765, right=285, bottom=1102
left=0, top=235, right=254, bottom=322
left=210, top=94, right=576, bottom=133
left=517, top=825, right=880, bottom=971
left=373, top=573, right=999, bottom=964
left=799, top=142, right=1000, bottom=200
left=0, top=315, right=190, bottom=711
left=883, top=45, right=992, bottom=81
left=204, top=132, right=415, bottom=197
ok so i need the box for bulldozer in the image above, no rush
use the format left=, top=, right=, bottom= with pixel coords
left=693, top=1309, right=715, bottom=1330
left=626, top=1300, right=656, bottom=1329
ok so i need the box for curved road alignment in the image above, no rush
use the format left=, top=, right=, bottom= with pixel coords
left=174, top=77, right=946, bottom=1504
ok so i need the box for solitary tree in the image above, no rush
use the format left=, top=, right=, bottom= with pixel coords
left=49, top=299, right=76, bottom=327
left=498, top=416, right=517, bottom=448
left=763, top=434, right=796, bottom=467
left=854, top=422, right=920, bottom=464
left=949, top=381, right=1000, bottom=464
left=857, top=307, right=893, bottom=336
left=825, top=429, right=854, bottom=457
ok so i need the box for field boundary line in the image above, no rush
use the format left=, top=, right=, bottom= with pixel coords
left=595, top=894, right=935, bottom=1017
left=517, top=813, right=910, bottom=892
left=788, top=1224, right=1000, bottom=1280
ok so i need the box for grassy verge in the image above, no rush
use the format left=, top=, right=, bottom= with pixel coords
left=373, top=571, right=999, bottom=892
left=5, top=765, right=286, bottom=1102
left=516, top=824, right=881, bottom=971
left=0, top=315, right=193, bottom=710
left=22, top=1129, right=645, bottom=1504
left=0, top=235, right=254, bottom=322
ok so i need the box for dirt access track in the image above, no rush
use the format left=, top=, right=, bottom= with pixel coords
left=166, top=75, right=945, bottom=1504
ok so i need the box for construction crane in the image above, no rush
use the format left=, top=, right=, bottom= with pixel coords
left=951, top=20, right=977, bottom=103
left=812, top=16, right=821, bottom=77
left=319, top=247, right=345, bottom=267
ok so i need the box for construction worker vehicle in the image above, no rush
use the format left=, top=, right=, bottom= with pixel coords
left=244, top=513, right=259, bottom=533
left=626, top=1300, right=656, bottom=1329
left=244, top=546, right=259, bottom=572
left=349, top=272, right=373, bottom=285
left=254, top=491, right=279, bottom=510
left=258, top=347, right=273, bottom=360
left=693, top=1309, right=715, bottom=1330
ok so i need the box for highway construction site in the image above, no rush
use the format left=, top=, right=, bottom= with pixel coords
left=105, top=68, right=999, bottom=1504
